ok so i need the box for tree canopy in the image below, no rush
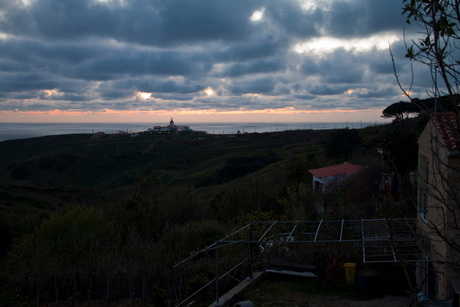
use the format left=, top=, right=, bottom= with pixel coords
left=382, top=95, right=460, bottom=121
left=324, top=128, right=362, bottom=162
left=402, top=0, right=460, bottom=113
left=381, top=101, right=420, bottom=120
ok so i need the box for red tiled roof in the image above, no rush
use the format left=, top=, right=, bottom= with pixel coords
left=432, top=112, right=458, bottom=150
left=308, top=162, right=363, bottom=178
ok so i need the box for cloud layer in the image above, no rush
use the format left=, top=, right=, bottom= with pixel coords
left=0, top=0, right=431, bottom=118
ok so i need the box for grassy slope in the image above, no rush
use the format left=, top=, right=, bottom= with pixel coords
left=0, top=125, right=388, bottom=222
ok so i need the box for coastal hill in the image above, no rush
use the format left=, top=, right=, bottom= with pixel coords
left=0, top=126, right=385, bottom=206
left=0, top=120, right=426, bottom=305
left=0, top=124, right=395, bottom=244
left=0, top=126, right=385, bottom=207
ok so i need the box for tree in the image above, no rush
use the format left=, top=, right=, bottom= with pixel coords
left=287, top=151, right=318, bottom=183
left=324, top=128, right=362, bottom=162
left=382, top=100, right=421, bottom=120
left=380, top=123, right=419, bottom=201
left=382, top=96, right=460, bottom=121
left=7, top=206, right=111, bottom=304
left=402, top=0, right=460, bottom=113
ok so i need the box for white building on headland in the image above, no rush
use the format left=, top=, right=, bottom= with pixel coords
left=147, top=118, right=193, bottom=133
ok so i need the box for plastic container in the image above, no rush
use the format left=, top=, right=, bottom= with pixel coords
left=358, top=269, right=378, bottom=291
left=343, top=262, right=357, bottom=284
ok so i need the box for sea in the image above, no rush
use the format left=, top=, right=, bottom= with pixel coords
left=0, top=122, right=385, bottom=142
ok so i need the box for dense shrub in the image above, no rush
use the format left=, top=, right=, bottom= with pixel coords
left=218, top=153, right=279, bottom=179
left=56, top=153, right=77, bottom=172
left=38, top=155, right=55, bottom=169
left=9, top=165, right=30, bottom=180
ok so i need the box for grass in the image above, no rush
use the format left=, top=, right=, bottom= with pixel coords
left=2, top=122, right=424, bottom=307
left=0, top=125, right=391, bottom=213
left=0, top=126, right=393, bottom=223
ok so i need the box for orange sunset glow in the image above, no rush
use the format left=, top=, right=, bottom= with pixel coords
left=0, top=108, right=390, bottom=124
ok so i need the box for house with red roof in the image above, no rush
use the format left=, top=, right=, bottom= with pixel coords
left=308, top=161, right=363, bottom=193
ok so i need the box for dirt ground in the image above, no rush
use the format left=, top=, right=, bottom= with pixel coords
left=240, top=295, right=415, bottom=307
left=238, top=279, right=417, bottom=307
left=286, top=295, right=416, bottom=307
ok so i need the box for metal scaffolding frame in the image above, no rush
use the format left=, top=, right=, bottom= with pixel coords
left=172, top=218, right=429, bottom=306
left=212, top=218, right=429, bottom=263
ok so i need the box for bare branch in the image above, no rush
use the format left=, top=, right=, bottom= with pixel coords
left=389, top=43, right=413, bottom=100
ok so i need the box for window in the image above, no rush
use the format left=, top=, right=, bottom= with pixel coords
left=419, top=187, right=428, bottom=221
left=418, top=154, right=429, bottom=222
left=314, top=181, right=323, bottom=193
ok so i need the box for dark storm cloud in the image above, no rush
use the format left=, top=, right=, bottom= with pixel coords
left=151, top=93, right=195, bottom=102
left=0, top=0, right=433, bottom=113
left=298, top=54, right=362, bottom=88
left=310, top=85, right=350, bottom=96
left=0, top=73, right=59, bottom=92
left=267, top=2, right=324, bottom=38
left=221, top=59, right=284, bottom=77
left=72, top=49, right=212, bottom=80
left=369, top=61, right=394, bottom=75
left=107, top=77, right=203, bottom=94
left=158, top=1, right=257, bottom=44
left=0, top=39, right=99, bottom=66
left=355, top=87, right=401, bottom=100
left=295, top=94, right=316, bottom=101
left=215, top=39, right=287, bottom=62
left=229, top=78, right=276, bottom=95
left=325, top=0, right=406, bottom=37
left=135, top=79, right=202, bottom=94
left=39, top=92, right=93, bottom=102
left=0, top=0, right=257, bottom=45
left=98, top=89, right=134, bottom=100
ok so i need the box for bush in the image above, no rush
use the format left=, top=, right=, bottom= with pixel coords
left=56, top=153, right=77, bottom=172
left=218, top=153, right=279, bottom=180
left=38, top=156, right=55, bottom=169
left=9, top=165, right=30, bottom=180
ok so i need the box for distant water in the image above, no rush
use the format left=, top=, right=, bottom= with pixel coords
left=0, top=122, right=384, bottom=142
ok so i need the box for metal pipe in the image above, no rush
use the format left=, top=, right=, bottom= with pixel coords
left=287, top=221, right=299, bottom=241
left=362, top=219, right=366, bottom=263
left=219, top=257, right=249, bottom=280
left=340, top=219, right=344, bottom=242
left=258, top=221, right=278, bottom=242
left=175, top=277, right=217, bottom=307
left=215, top=241, right=220, bottom=305
left=249, top=223, right=254, bottom=280
left=314, top=220, right=323, bottom=242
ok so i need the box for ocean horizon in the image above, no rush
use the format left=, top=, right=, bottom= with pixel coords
left=0, top=121, right=386, bottom=142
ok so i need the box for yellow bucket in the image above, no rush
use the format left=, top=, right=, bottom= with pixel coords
left=343, top=263, right=357, bottom=284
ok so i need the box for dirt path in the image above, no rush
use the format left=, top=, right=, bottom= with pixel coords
left=298, top=295, right=415, bottom=307
left=240, top=279, right=416, bottom=307
left=141, top=143, right=154, bottom=153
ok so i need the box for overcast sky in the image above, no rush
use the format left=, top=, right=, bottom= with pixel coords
left=0, top=0, right=432, bottom=123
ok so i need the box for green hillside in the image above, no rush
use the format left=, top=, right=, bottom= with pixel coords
left=0, top=127, right=385, bottom=206
left=2, top=123, right=415, bottom=305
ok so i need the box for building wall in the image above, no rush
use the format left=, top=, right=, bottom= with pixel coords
left=418, top=119, right=460, bottom=300
left=312, top=174, right=353, bottom=194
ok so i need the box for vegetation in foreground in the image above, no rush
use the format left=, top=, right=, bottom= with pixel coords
left=0, top=114, right=427, bottom=305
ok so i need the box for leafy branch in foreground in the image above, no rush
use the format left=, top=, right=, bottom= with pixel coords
left=402, top=0, right=460, bottom=113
